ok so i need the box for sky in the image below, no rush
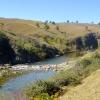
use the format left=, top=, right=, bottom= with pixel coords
left=0, top=0, right=100, bottom=23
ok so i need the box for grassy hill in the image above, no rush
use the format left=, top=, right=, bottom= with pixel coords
left=0, top=18, right=99, bottom=64
left=0, top=18, right=100, bottom=36
left=60, top=69, right=100, bottom=100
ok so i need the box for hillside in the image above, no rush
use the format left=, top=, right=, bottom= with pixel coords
left=0, top=18, right=99, bottom=64
left=60, top=69, right=100, bottom=100
left=1, top=18, right=100, bottom=37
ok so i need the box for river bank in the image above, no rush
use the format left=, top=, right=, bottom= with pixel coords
left=0, top=65, right=26, bottom=86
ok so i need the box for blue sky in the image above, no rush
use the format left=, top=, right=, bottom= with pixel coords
left=0, top=0, right=100, bottom=23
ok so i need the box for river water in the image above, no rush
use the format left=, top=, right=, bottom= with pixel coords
left=0, top=55, right=67, bottom=99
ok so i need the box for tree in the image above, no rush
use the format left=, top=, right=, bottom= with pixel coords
left=76, top=20, right=79, bottom=24
left=98, top=23, right=100, bottom=25
left=75, top=37, right=83, bottom=50
left=67, top=20, right=69, bottom=23
left=44, top=20, right=48, bottom=25
left=52, top=21, right=56, bottom=25
left=84, top=33, right=98, bottom=50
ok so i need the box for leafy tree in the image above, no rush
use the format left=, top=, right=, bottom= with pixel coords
left=67, top=20, right=69, bottom=23
left=84, top=33, right=98, bottom=50
left=49, top=21, right=52, bottom=23
left=52, top=21, right=56, bottom=25
left=98, top=23, right=100, bottom=25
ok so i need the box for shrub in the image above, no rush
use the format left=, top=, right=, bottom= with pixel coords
left=26, top=80, right=61, bottom=97
left=80, top=59, right=91, bottom=68
left=38, top=93, right=52, bottom=100
left=53, top=69, right=81, bottom=87
left=0, top=31, right=6, bottom=38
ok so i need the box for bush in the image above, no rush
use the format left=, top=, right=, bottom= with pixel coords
left=53, top=69, right=81, bottom=86
left=80, top=59, right=91, bottom=68
left=26, top=80, right=61, bottom=97
left=37, top=93, right=52, bottom=100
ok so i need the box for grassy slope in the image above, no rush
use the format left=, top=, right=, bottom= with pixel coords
left=0, top=18, right=100, bottom=37
left=0, top=18, right=100, bottom=53
left=0, top=18, right=67, bottom=54
left=60, top=69, right=100, bottom=100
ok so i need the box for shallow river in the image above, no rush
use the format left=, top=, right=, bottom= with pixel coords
left=0, top=55, right=67, bottom=92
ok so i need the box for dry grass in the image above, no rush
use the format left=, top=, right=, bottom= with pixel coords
left=0, top=18, right=100, bottom=38
left=60, top=69, right=100, bottom=100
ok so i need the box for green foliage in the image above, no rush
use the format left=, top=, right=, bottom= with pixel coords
left=37, top=93, right=52, bottom=100
left=0, top=23, right=4, bottom=30
left=77, top=51, right=100, bottom=77
left=0, top=69, right=23, bottom=86
left=0, top=31, right=6, bottom=38
left=51, top=21, right=56, bottom=25
left=9, top=32, right=16, bottom=36
left=80, top=59, right=91, bottom=68
left=26, top=80, right=61, bottom=97
left=54, top=69, right=81, bottom=87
